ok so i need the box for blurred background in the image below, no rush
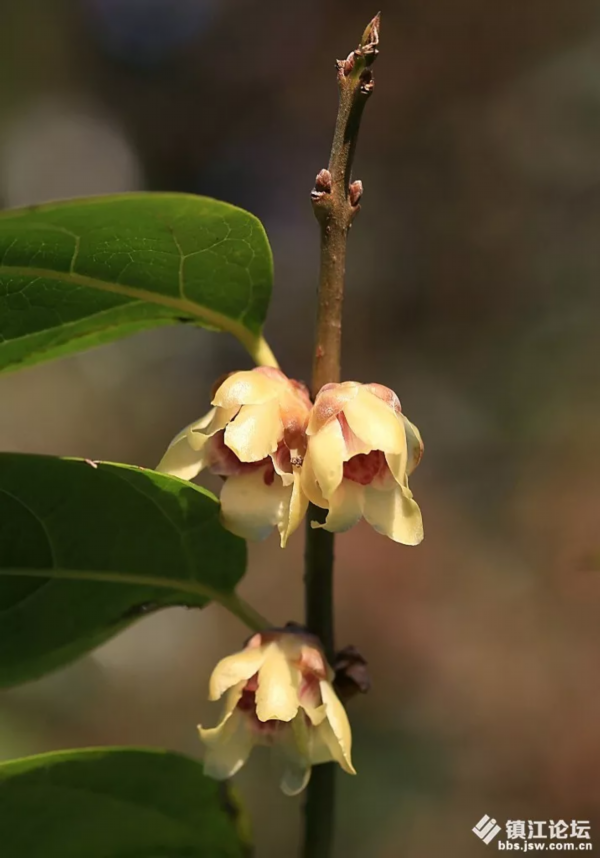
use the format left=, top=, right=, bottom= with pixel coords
left=2, top=0, right=600, bottom=855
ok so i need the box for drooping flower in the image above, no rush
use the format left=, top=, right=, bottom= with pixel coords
left=301, top=381, right=424, bottom=544
left=198, top=630, right=355, bottom=795
left=157, top=368, right=311, bottom=547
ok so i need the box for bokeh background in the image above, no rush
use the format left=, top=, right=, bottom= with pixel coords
left=2, top=0, right=600, bottom=855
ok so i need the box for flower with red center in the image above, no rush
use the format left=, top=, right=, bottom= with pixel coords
left=198, top=630, right=355, bottom=795
left=157, top=367, right=311, bottom=547
left=301, top=381, right=424, bottom=544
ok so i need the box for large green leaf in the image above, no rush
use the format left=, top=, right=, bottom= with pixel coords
left=0, top=193, right=276, bottom=373
left=0, top=453, right=250, bottom=688
left=0, top=748, right=249, bottom=858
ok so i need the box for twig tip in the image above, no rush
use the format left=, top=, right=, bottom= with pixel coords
left=361, top=12, right=381, bottom=51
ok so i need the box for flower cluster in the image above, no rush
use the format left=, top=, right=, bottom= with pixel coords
left=158, top=369, right=424, bottom=791
left=158, top=368, right=424, bottom=546
left=198, top=629, right=354, bottom=795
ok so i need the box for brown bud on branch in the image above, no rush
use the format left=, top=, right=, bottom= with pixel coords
left=311, top=168, right=333, bottom=203
left=349, top=180, right=363, bottom=207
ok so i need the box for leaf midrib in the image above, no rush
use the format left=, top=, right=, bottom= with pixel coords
left=0, top=568, right=265, bottom=631
left=0, top=264, right=260, bottom=353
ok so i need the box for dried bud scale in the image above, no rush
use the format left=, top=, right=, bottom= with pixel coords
left=333, top=645, right=371, bottom=701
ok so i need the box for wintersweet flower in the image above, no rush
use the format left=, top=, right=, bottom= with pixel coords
left=157, top=368, right=311, bottom=547
left=301, top=381, right=424, bottom=544
left=198, top=630, right=355, bottom=795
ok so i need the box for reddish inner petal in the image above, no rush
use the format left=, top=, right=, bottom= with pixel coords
left=298, top=674, right=322, bottom=709
left=337, top=412, right=368, bottom=457
left=343, top=449, right=387, bottom=485
left=273, top=443, right=292, bottom=475
left=296, top=646, right=327, bottom=679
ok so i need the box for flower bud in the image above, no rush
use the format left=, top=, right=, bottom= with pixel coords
left=157, top=368, right=311, bottom=547
left=349, top=179, right=363, bottom=207
left=301, top=381, right=424, bottom=544
left=314, top=168, right=332, bottom=194
left=198, top=630, right=355, bottom=795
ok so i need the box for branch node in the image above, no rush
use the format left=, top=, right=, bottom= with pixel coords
left=339, top=52, right=356, bottom=77
left=359, top=69, right=375, bottom=97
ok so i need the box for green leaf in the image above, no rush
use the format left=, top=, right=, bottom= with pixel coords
left=0, top=453, right=250, bottom=688
left=0, top=193, right=276, bottom=373
left=0, top=747, right=249, bottom=858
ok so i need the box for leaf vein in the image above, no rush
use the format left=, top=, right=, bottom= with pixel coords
left=0, top=487, right=57, bottom=566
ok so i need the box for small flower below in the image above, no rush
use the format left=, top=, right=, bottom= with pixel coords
left=302, top=381, right=424, bottom=544
left=198, top=630, right=356, bottom=795
left=157, top=367, right=311, bottom=547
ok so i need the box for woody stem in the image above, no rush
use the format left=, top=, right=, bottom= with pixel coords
left=302, top=14, right=380, bottom=858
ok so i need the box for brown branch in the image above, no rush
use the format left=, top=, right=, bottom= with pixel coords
left=302, top=14, right=381, bottom=858
left=309, top=12, right=380, bottom=394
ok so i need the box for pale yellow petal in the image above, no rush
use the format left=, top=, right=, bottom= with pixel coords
left=199, top=679, right=245, bottom=748
left=255, top=643, right=300, bottom=723
left=319, top=681, right=356, bottom=774
left=300, top=450, right=328, bottom=508
left=363, top=382, right=401, bottom=412
left=280, top=761, right=312, bottom=796
left=198, top=707, right=255, bottom=780
left=156, top=437, right=206, bottom=481
left=363, top=483, right=424, bottom=545
left=224, top=400, right=283, bottom=462
left=307, top=707, right=343, bottom=767
left=308, top=720, right=355, bottom=775
left=192, top=406, right=239, bottom=445
left=271, top=449, right=294, bottom=487
left=300, top=700, right=327, bottom=726
left=156, top=411, right=214, bottom=480
left=402, top=414, right=424, bottom=475
left=275, top=717, right=313, bottom=796
left=308, top=721, right=338, bottom=765
left=306, top=417, right=346, bottom=500
left=307, top=381, right=360, bottom=435
left=208, top=647, right=268, bottom=701
left=220, top=470, right=291, bottom=542
left=343, top=386, right=405, bottom=453
left=213, top=370, right=283, bottom=408
left=315, top=481, right=364, bottom=533
left=279, top=468, right=309, bottom=548
left=384, top=446, right=409, bottom=489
